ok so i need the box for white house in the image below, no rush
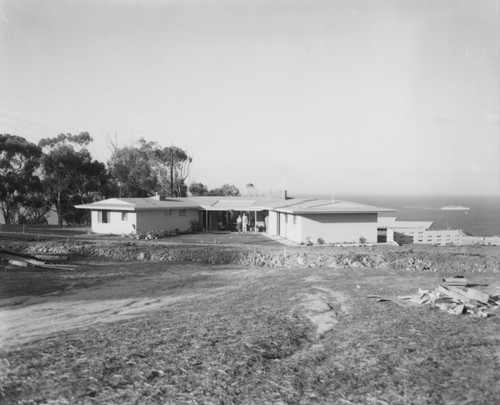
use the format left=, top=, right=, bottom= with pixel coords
left=377, top=217, right=463, bottom=246
left=268, top=199, right=394, bottom=244
left=75, top=197, right=201, bottom=235
left=76, top=195, right=394, bottom=244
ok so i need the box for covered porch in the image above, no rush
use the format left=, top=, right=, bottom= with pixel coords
left=199, top=200, right=269, bottom=232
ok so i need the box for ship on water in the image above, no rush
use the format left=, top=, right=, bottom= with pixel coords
left=441, top=205, right=470, bottom=211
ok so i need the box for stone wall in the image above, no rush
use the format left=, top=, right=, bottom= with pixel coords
left=6, top=240, right=500, bottom=273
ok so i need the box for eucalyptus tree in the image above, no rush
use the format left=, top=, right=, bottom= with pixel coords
left=0, top=134, right=43, bottom=224
left=108, top=138, right=192, bottom=197
left=189, top=182, right=209, bottom=196
left=38, top=132, right=108, bottom=225
left=207, top=184, right=240, bottom=196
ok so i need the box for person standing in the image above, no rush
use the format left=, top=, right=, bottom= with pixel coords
left=242, top=213, right=248, bottom=233
left=236, top=215, right=242, bottom=233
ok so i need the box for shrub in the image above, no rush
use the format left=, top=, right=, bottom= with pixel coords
left=190, top=219, right=203, bottom=232
left=136, top=229, right=179, bottom=240
left=317, top=237, right=325, bottom=245
left=359, top=236, right=367, bottom=245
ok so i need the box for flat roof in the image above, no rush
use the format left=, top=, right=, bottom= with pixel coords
left=274, top=200, right=395, bottom=214
left=378, top=217, right=433, bottom=229
left=76, top=196, right=395, bottom=215
left=75, top=197, right=200, bottom=211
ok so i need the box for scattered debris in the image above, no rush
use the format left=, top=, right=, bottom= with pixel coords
left=368, top=277, right=500, bottom=317
left=32, top=253, right=70, bottom=262
left=486, top=282, right=500, bottom=297
left=0, top=249, right=78, bottom=271
left=441, top=275, right=467, bottom=287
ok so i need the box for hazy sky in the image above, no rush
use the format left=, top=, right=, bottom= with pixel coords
left=1, top=0, right=499, bottom=196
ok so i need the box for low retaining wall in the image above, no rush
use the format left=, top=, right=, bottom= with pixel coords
left=4, top=240, right=500, bottom=273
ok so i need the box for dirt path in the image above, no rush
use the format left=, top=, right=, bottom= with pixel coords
left=0, top=262, right=357, bottom=350
left=0, top=263, right=245, bottom=349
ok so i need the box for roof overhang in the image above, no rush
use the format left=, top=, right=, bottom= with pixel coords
left=201, top=206, right=269, bottom=211
left=276, top=209, right=395, bottom=215
left=75, top=204, right=201, bottom=211
left=75, top=197, right=395, bottom=216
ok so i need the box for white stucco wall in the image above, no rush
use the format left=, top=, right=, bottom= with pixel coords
left=91, top=210, right=137, bottom=234
left=90, top=209, right=199, bottom=234
left=283, top=214, right=302, bottom=243
left=297, top=213, right=378, bottom=244
left=268, top=211, right=279, bottom=236
left=136, top=209, right=199, bottom=234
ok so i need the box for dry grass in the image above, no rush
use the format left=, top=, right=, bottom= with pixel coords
left=1, top=260, right=500, bottom=404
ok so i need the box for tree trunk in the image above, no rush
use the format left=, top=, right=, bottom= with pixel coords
left=0, top=204, right=13, bottom=224
left=57, top=188, right=63, bottom=226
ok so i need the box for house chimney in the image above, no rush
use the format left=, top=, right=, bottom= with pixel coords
left=151, top=193, right=166, bottom=201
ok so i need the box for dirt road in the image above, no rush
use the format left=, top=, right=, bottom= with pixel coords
left=0, top=262, right=249, bottom=348
left=0, top=261, right=360, bottom=349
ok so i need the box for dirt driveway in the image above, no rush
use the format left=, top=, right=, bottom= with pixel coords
left=0, top=262, right=255, bottom=349
left=0, top=260, right=371, bottom=350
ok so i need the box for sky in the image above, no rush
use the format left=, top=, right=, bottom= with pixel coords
left=1, top=0, right=499, bottom=196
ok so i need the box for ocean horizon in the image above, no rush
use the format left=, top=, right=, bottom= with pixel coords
left=290, top=193, right=500, bottom=237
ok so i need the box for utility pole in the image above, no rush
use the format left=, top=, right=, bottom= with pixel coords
left=170, top=151, right=174, bottom=197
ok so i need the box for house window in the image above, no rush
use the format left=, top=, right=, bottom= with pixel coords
left=179, top=209, right=186, bottom=216
left=121, top=212, right=128, bottom=221
left=98, top=210, right=109, bottom=223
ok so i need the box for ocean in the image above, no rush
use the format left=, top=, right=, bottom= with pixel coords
left=292, top=194, right=500, bottom=237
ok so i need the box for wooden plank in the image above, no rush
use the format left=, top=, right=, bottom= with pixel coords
left=33, top=254, right=70, bottom=261
left=437, top=285, right=471, bottom=303
left=441, top=276, right=467, bottom=287
left=33, top=263, right=79, bottom=271
left=8, top=259, right=29, bottom=267
left=0, top=249, right=36, bottom=260
left=1, top=253, right=44, bottom=266
left=1, top=253, right=29, bottom=262
left=486, top=283, right=500, bottom=297
left=1, top=252, right=77, bottom=271
left=25, top=258, right=53, bottom=267
left=446, top=285, right=490, bottom=305
left=463, top=288, right=490, bottom=304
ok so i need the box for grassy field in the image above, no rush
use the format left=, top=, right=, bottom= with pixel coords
left=1, top=253, right=500, bottom=404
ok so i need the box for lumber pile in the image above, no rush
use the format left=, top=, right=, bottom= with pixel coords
left=0, top=249, right=78, bottom=271
left=398, top=277, right=500, bottom=317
